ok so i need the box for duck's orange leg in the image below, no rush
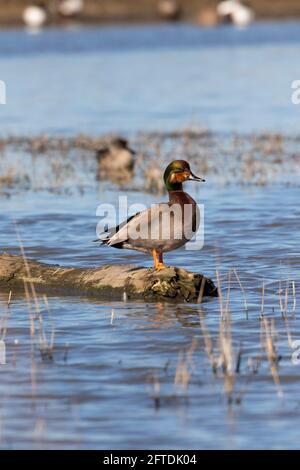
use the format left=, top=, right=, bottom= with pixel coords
left=152, top=249, right=165, bottom=270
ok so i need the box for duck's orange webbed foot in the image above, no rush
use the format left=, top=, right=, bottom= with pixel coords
left=156, top=262, right=166, bottom=271
left=152, top=249, right=166, bottom=271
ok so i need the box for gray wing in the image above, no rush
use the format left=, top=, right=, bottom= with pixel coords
left=107, top=206, right=156, bottom=246
left=95, top=213, right=139, bottom=243
left=107, top=203, right=186, bottom=250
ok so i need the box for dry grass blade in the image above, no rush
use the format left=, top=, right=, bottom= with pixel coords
left=174, top=351, right=191, bottom=394
left=43, top=295, right=55, bottom=350
left=261, top=317, right=283, bottom=398
left=204, top=269, right=236, bottom=404
left=36, top=295, right=56, bottom=362
left=146, top=373, right=161, bottom=409
left=279, top=278, right=284, bottom=318
left=174, top=337, right=198, bottom=395
left=7, top=290, right=12, bottom=306
left=292, top=281, right=297, bottom=315
left=225, top=269, right=232, bottom=319
left=215, top=270, right=225, bottom=320
left=199, top=310, right=218, bottom=374
left=292, top=281, right=296, bottom=316
left=232, top=268, right=248, bottom=317
left=14, top=222, right=41, bottom=315
left=260, top=279, right=265, bottom=318
left=284, top=283, right=289, bottom=316
left=23, top=279, right=35, bottom=337
left=110, top=308, right=115, bottom=325
left=197, top=276, right=207, bottom=304
left=0, top=290, right=13, bottom=342
left=14, top=221, right=55, bottom=361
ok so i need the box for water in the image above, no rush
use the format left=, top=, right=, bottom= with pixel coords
left=0, top=22, right=300, bottom=136
left=0, top=22, right=300, bottom=449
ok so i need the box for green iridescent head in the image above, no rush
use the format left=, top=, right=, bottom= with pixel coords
left=163, top=160, right=205, bottom=191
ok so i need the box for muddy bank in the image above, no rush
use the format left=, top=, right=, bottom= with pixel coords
left=1, top=0, right=300, bottom=26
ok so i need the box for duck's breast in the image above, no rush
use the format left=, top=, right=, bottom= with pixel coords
left=170, top=191, right=200, bottom=240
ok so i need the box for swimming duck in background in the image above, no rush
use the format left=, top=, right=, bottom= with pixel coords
left=97, top=160, right=205, bottom=270
left=157, top=0, right=181, bottom=21
left=217, top=0, right=254, bottom=27
left=23, top=3, right=47, bottom=29
left=58, top=0, right=84, bottom=18
left=96, top=138, right=136, bottom=182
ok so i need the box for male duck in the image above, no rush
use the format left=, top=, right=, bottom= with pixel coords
left=98, top=160, right=205, bottom=270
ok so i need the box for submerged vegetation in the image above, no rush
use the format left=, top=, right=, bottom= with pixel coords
left=147, top=269, right=298, bottom=409
left=0, top=129, right=299, bottom=196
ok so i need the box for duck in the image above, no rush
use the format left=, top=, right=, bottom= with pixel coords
left=22, top=3, right=47, bottom=29
left=217, top=0, right=254, bottom=27
left=97, top=160, right=205, bottom=270
left=157, top=0, right=181, bottom=21
left=96, top=137, right=136, bottom=182
left=58, top=0, right=84, bottom=18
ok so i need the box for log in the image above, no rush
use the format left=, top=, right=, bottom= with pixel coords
left=0, top=253, right=218, bottom=302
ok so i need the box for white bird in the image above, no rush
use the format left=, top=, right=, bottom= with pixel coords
left=217, top=0, right=254, bottom=28
left=58, top=0, right=84, bottom=17
left=22, top=4, right=47, bottom=29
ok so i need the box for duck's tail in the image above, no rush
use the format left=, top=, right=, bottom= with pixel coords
left=93, top=237, right=110, bottom=245
left=93, top=222, right=111, bottom=245
left=93, top=213, right=139, bottom=247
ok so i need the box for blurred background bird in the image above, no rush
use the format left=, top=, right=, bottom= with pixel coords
left=23, top=2, right=48, bottom=30
left=96, top=137, right=136, bottom=184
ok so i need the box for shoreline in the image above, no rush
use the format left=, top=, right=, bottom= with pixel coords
left=1, top=1, right=300, bottom=27
left=0, top=17, right=299, bottom=31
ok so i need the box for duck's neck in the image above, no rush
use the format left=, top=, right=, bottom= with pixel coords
left=168, top=188, right=197, bottom=206
left=168, top=188, right=184, bottom=203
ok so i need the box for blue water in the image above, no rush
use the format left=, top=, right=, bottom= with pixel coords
left=0, top=22, right=300, bottom=136
left=0, top=22, right=300, bottom=450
